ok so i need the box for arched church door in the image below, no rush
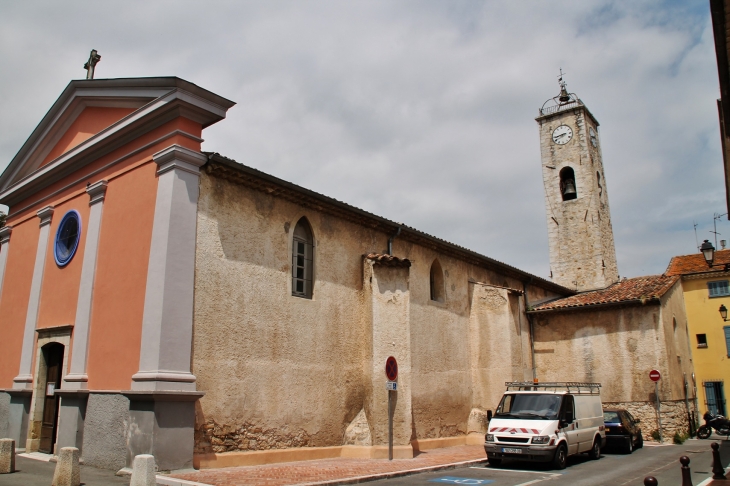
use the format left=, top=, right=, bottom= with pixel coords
left=39, top=343, right=64, bottom=454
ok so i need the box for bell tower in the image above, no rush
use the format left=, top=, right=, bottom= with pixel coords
left=536, top=74, right=619, bottom=291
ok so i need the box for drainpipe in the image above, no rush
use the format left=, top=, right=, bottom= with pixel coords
left=523, top=279, right=537, bottom=382
left=387, top=227, right=401, bottom=255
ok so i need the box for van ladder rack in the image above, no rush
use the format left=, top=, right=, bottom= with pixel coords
left=505, top=382, right=602, bottom=393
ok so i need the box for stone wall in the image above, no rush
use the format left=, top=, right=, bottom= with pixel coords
left=0, top=393, right=8, bottom=440
left=192, top=170, right=559, bottom=456
left=603, top=400, right=693, bottom=441
left=81, top=394, right=129, bottom=471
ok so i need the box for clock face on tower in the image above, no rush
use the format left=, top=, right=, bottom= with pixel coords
left=552, top=125, right=573, bottom=145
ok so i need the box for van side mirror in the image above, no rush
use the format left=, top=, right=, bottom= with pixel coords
left=487, top=410, right=493, bottom=422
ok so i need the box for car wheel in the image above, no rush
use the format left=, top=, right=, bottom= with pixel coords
left=625, top=436, right=633, bottom=454
left=552, top=444, right=567, bottom=470
left=588, top=438, right=601, bottom=460
left=636, top=434, right=643, bottom=449
left=487, top=457, right=502, bottom=467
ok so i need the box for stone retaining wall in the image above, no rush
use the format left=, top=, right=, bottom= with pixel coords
left=603, top=400, right=693, bottom=441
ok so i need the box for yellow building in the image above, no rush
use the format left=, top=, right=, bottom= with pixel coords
left=666, top=247, right=730, bottom=417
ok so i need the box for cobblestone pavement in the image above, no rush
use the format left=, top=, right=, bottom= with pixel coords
left=169, top=445, right=488, bottom=486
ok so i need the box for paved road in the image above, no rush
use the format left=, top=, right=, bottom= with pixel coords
left=369, top=440, right=730, bottom=486
left=0, top=455, right=129, bottom=486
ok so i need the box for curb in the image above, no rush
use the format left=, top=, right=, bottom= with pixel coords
left=291, top=457, right=489, bottom=486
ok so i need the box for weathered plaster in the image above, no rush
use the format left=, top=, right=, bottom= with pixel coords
left=191, top=171, right=542, bottom=459
left=537, top=106, right=619, bottom=291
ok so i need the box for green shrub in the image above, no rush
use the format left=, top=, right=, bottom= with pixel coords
left=650, top=430, right=661, bottom=441
left=673, top=431, right=689, bottom=444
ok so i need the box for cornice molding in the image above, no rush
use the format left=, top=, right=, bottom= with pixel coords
left=37, top=206, right=54, bottom=227
left=0, top=79, right=234, bottom=208
left=0, top=226, right=12, bottom=244
left=153, top=145, right=207, bottom=176
left=86, top=180, right=108, bottom=205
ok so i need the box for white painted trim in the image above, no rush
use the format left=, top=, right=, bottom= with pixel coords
left=86, top=180, right=108, bottom=205
left=132, top=146, right=204, bottom=391
left=13, top=207, right=54, bottom=389
left=7, top=130, right=202, bottom=219
left=64, top=181, right=107, bottom=390
left=0, top=226, right=13, bottom=311
left=0, top=226, right=12, bottom=244
left=0, top=87, right=225, bottom=206
left=37, top=206, right=54, bottom=227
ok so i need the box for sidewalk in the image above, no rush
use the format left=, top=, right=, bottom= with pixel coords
left=168, top=445, right=488, bottom=486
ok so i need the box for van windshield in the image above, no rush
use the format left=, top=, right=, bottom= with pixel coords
left=495, top=393, right=561, bottom=420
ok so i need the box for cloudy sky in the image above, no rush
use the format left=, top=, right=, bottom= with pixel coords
left=0, top=1, right=725, bottom=280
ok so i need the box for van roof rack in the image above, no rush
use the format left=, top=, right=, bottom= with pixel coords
left=505, top=382, right=602, bottom=393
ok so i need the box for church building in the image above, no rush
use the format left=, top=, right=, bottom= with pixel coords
left=0, top=75, right=695, bottom=472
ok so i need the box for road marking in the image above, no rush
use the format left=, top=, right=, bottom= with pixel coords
left=469, top=467, right=562, bottom=476
left=513, top=480, right=548, bottom=486
left=428, top=477, right=494, bottom=484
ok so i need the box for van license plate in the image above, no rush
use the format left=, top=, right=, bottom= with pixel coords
left=502, top=448, right=522, bottom=454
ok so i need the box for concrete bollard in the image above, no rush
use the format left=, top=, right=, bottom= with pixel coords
left=644, top=477, right=658, bottom=486
left=51, top=447, right=80, bottom=486
left=0, top=439, right=15, bottom=474
left=130, top=454, right=157, bottom=486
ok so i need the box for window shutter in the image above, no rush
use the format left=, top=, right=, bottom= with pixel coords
left=725, top=326, right=730, bottom=357
left=708, top=280, right=730, bottom=297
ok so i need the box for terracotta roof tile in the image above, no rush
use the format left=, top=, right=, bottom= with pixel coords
left=364, top=253, right=412, bottom=268
left=665, top=249, right=730, bottom=276
left=529, top=275, right=679, bottom=313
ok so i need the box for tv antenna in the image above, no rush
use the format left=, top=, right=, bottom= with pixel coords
left=694, top=221, right=699, bottom=251
left=712, top=212, right=728, bottom=250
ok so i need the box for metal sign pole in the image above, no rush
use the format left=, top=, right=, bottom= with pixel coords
left=388, top=390, right=393, bottom=460
left=655, top=381, right=663, bottom=442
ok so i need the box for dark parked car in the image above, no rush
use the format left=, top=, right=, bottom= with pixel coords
left=603, top=409, right=643, bottom=453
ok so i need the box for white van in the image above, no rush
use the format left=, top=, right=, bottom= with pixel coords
left=484, top=382, right=606, bottom=469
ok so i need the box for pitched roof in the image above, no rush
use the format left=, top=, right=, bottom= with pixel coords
left=205, top=153, right=575, bottom=296
left=529, top=275, right=679, bottom=313
left=665, top=249, right=730, bottom=276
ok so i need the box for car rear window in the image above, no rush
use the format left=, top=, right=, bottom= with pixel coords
left=603, top=411, right=621, bottom=423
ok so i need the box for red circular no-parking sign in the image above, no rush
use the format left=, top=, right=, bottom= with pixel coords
left=385, top=356, right=398, bottom=381
left=649, top=369, right=661, bottom=382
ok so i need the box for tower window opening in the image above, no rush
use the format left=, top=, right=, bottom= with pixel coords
left=429, top=259, right=445, bottom=302
left=559, top=167, right=577, bottom=201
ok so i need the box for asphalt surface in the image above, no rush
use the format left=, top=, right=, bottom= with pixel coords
left=368, top=439, right=730, bottom=486
left=0, top=455, right=129, bottom=486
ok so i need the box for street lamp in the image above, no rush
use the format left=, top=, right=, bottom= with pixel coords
left=701, top=240, right=715, bottom=267
left=720, top=304, right=729, bottom=322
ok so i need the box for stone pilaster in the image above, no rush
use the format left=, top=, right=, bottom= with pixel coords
left=64, top=180, right=108, bottom=390
left=132, top=145, right=206, bottom=391
left=13, top=206, right=53, bottom=389
left=363, top=256, right=413, bottom=459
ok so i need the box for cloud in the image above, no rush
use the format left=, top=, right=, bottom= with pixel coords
left=0, top=0, right=725, bottom=280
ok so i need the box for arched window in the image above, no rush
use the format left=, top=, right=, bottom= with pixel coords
left=292, top=217, right=314, bottom=299
left=430, top=259, right=445, bottom=302
left=559, top=167, right=577, bottom=201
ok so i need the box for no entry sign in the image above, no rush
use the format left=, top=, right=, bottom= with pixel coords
left=649, top=369, right=661, bottom=382
left=386, top=356, right=398, bottom=381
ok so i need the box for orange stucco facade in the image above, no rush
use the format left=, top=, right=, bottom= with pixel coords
left=1, top=114, right=204, bottom=391
left=0, top=218, right=38, bottom=387
left=0, top=78, right=232, bottom=469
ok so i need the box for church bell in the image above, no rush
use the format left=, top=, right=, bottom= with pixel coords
left=562, top=179, right=576, bottom=198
